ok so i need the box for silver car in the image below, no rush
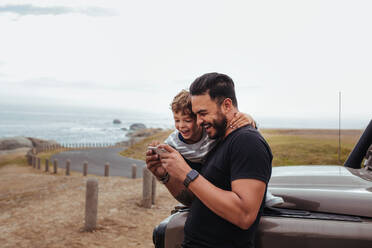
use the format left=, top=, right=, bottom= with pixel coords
left=153, top=120, right=372, bottom=248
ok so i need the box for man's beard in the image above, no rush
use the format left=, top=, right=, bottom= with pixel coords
left=209, top=112, right=228, bottom=139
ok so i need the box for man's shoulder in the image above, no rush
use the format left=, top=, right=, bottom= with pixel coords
left=224, top=126, right=272, bottom=157
left=227, top=126, right=263, bottom=144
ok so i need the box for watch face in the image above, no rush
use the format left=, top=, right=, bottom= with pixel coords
left=184, top=169, right=199, bottom=188
left=188, top=169, right=199, bottom=180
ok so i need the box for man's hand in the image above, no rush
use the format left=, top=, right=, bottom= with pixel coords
left=229, top=112, right=256, bottom=129
left=157, top=144, right=191, bottom=182
left=147, top=143, right=196, bottom=206
left=145, top=141, right=167, bottom=178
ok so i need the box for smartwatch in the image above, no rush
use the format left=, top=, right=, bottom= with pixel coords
left=183, top=169, right=199, bottom=188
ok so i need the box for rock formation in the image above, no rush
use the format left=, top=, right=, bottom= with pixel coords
left=0, top=137, right=33, bottom=150
left=126, top=128, right=162, bottom=138
left=0, top=137, right=60, bottom=155
left=129, top=123, right=146, bottom=131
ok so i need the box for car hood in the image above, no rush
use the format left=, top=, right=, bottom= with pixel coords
left=268, top=165, right=372, bottom=218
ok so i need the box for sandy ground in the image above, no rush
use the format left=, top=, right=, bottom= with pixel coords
left=0, top=162, right=178, bottom=248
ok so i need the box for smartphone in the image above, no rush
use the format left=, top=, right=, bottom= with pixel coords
left=147, top=146, right=168, bottom=154
left=147, top=146, right=158, bottom=154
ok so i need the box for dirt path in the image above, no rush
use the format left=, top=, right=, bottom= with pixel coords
left=51, top=148, right=146, bottom=178
left=0, top=164, right=178, bottom=248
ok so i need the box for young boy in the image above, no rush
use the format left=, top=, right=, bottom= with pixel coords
left=161, top=89, right=283, bottom=207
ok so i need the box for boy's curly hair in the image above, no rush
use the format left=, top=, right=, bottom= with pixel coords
left=170, top=90, right=196, bottom=118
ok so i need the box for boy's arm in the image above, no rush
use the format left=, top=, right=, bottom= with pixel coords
left=229, top=112, right=257, bottom=129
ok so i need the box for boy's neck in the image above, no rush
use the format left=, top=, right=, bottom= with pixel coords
left=179, top=130, right=204, bottom=144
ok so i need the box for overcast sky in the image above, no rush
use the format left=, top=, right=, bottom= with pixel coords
left=0, top=0, right=371, bottom=125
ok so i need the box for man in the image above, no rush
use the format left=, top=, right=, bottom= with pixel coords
left=146, top=72, right=272, bottom=247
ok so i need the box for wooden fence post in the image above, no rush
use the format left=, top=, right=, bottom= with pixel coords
left=104, top=163, right=109, bottom=177
left=26, top=153, right=32, bottom=166
left=132, top=164, right=137, bottom=179
left=66, top=159, right=70, bottom=176
left=84, top=178, right=98, bottom=232
left=53, top=159, right=58, bottom=174
left=29, top=154, right=32, bottom=165
left=37, top=158, right=41, bottom=170
left=152, top=175, right=157, bottom=205
left=32, top=156, right=36, bottom=168
left=142, top=168, right=152, bottom=208
left=83, top=161, right=88, bottom=176
left=45, top=159, right=49, bottom=172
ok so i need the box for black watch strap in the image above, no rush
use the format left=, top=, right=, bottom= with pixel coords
left=157, top=172, right=170, bottom=184
left=183, top=169, right=199, bottom=188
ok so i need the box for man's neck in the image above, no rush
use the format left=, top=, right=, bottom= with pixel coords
left=223, top=110, right=239, bottom=138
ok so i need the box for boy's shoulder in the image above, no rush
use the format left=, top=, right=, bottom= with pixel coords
left=164, top=130, right=180, bottom=145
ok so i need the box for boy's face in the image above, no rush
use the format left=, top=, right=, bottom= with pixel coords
left=173, top=111, right=203, bottom=143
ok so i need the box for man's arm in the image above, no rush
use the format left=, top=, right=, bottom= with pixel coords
left=158, top=143, right=269, bottom=230
left=188, top=176, right=265, bottom=229
left=164, top=176, right=195, bottom=206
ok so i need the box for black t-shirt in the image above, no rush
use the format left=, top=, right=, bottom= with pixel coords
left=183, top=126, right=272, bottom=248
left=185, top=158, right=203, bottom=173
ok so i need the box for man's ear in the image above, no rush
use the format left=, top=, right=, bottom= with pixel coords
left=221, top=98, right=233, bottom=114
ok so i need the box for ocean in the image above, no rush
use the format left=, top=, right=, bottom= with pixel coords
left=0, top=104, right=173, bottom=144
left=0, top=104, right=369, bottom=144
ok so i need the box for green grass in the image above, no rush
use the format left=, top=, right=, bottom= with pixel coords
left=121, top=128, right=362, bottom=166
left=263, top=133, right=356, bottom=166
left=37, top=151, right=57, bottom=162
left=120, top=129, right=173, bottom=160
left=0, top=150, right=62, bottom=170
left=0, top=156, right=27, bottom=168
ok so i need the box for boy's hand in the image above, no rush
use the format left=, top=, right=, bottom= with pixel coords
left=229, top=112, right=256, bottom=129
left=146, top=141, right=167, bottom=178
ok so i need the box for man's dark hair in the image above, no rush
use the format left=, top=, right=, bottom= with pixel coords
left=189, top=72, right=238, bottom=107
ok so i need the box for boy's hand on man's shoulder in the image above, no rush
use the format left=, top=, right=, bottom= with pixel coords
left=229, top=112, right=256, bottom=129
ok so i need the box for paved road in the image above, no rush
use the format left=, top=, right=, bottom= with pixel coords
left=51, top=148, right=146, bottom=178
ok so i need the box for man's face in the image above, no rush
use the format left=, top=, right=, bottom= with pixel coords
left=191, top=94, right=227, bottom=139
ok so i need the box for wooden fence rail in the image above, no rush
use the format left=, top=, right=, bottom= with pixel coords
left=34, top=142, right=127, bottom=153
left=25, top=147, right=155, bottom=208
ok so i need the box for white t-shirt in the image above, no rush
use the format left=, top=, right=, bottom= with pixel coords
left=164, top=129, right=217, bottom=163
